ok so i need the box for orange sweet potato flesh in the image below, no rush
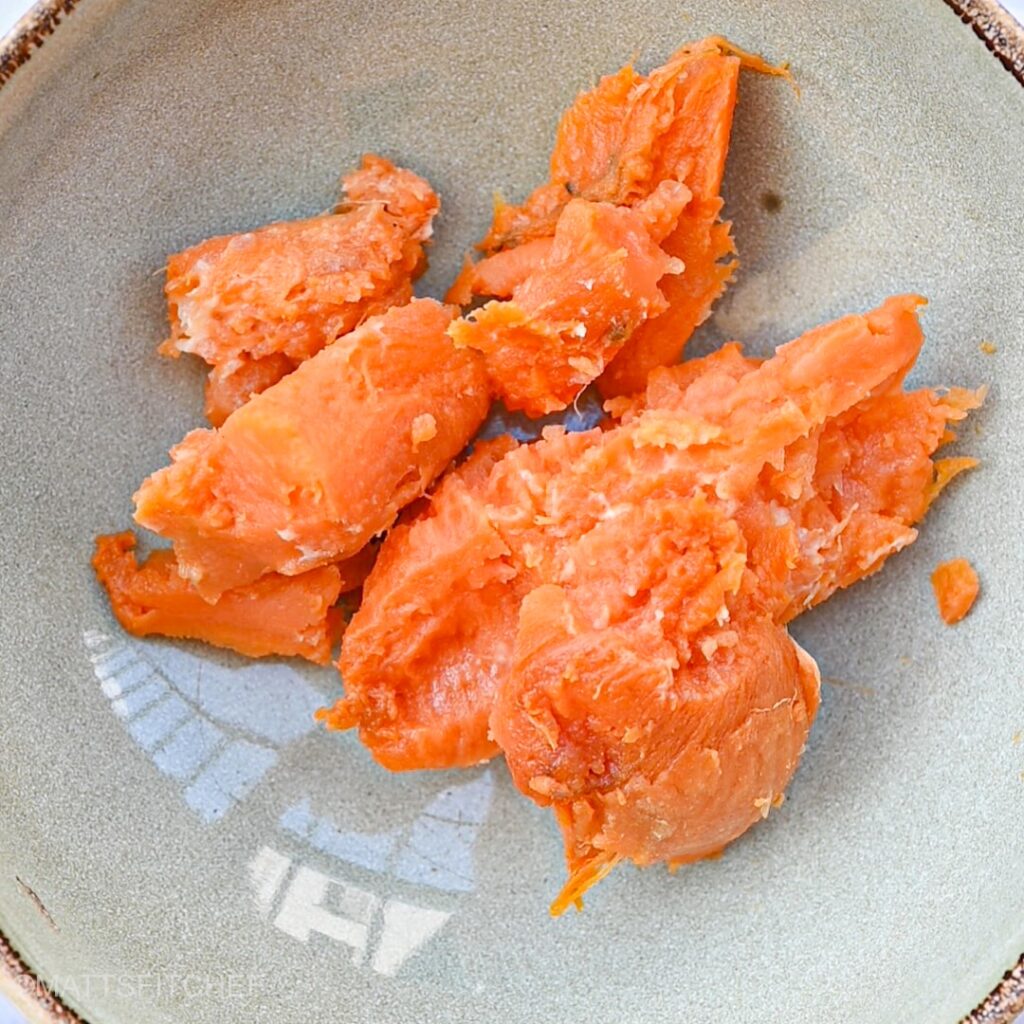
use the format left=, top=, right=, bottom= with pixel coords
left=92, top=531, right=343, bottom=664
left=91, top=34, right=979, bottom=919
left=931, top=558, right=980, bottom=624
left=601, top=199, right=735, bottom=398
left=134, top=299, right=490, bottom=600
left=448, top=183, right=690, bottom=416
left=476, top=38, right=755, bottom=251
left=509, top=594, right=821, bottom=915
left=450, top=38, right=789, bottom=403
left=326, top=295, right=983, bottom=908
left=162, top=155, right=439, bottom=424
left=321, top=437, right=521, bottom=768
left=203, top=353, right=296, bottom=429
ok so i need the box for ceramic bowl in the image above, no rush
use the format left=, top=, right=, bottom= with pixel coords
left=1, top=1, right=1022, bottom=1021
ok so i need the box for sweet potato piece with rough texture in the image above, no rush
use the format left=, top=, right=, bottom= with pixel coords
left=135, top=299, right=490, bottom=599
left=321, top=438, right=521, bottom=769
left=451, top=38, right=788, bottom=401
left=500, top=594, right=820, bottom=915
left=326, top=296, right=981, bottom=912
left=162, top=155, right=439, bottom=423
left=449, top=183, right=690, bottom=415
left=93, top=532, right=343, bottom=664
left=329, top=297, right=945, bottom=765
left=599, top=198, right=735, bottom=398
left=931, top=558, right=980, bottom=624
left=476, top=39, right=762, bottom=250
left=203, top=353, right=296, bottom=428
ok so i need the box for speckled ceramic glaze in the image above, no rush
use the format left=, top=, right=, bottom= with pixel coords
left=1, top=2, right=1022, bottom=1022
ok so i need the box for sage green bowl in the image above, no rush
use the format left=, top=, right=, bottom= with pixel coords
left=1, top=1, right=1022, bottom=1022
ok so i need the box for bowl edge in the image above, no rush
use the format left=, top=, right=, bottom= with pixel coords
left=0, top=0, right=82, bottom=89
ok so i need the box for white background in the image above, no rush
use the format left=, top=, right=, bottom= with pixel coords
left=0, top=0, right=1021, bottom=1022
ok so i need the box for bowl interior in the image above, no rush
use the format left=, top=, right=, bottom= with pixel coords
left=1, top=1, right=1022, bottom=1022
